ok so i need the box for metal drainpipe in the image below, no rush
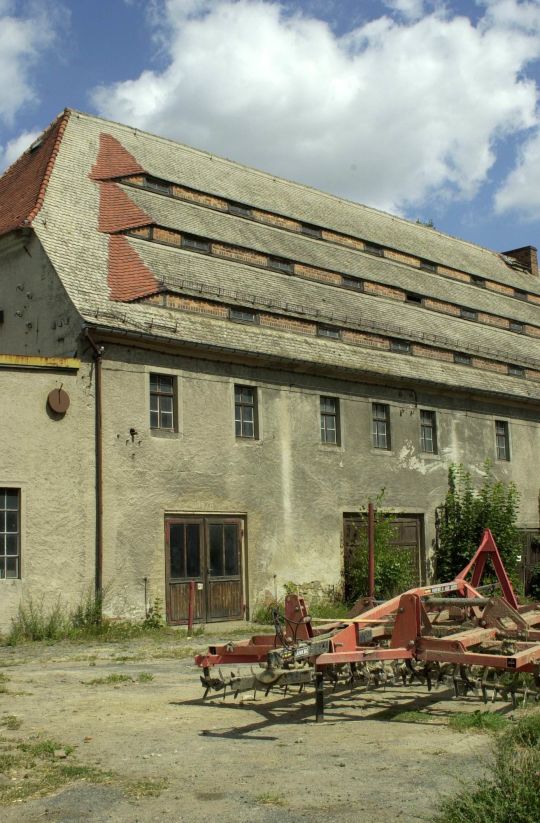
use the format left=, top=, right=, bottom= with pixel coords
left=85, top=329, right=104, bottom=606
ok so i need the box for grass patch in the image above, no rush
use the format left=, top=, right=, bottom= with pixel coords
left=136, top=672, right=153, bottom=683
left=255, top=792, right=285, bottom=806
left=0, top=716, right=22, bottom=730
left=84, top=671, right=155, bottom=686
left=19, top=739, right=74, bottom=759
left=435, top=711, right=540, bottom=823
left=124, top=777, right=169, bottom=798
left=449, top=711, right=508, bottom=734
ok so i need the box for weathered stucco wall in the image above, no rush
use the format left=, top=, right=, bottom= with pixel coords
left=0, top=237, right=95, bottom=630
left=98, top=342, right=540, bottom=620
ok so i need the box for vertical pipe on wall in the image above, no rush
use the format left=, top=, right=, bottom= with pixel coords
left=368, top=502, right=375, bottom=604
left=85, top=329, right=104, bottom=608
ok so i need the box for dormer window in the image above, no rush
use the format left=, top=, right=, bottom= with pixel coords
left=363, top=241, right=383, bottom=257
left=228, top=202, right=252, bottom=218
left=300, top=223, right=322, bottom=239
left=342, top=276, right=363, bottom=291
left=390, top=339, right=411, bottom=353
left=318, top=326, right=340, bottom=339
left=146, top=176, right=171, bottom=194
left=230, top=308, right=258, bottom=324
left=268, top=257, right=293, bottom=274
left=460, top=308, right=477, bottom=321
left=181, top=235, right=210, bottom=253
left=406, top=292, right=423, bottom=305
left=454, top=352, right=471, bottom=365
left=419, top=260, right=436, bottom=273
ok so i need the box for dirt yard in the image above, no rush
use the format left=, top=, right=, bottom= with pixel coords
left=0, top=626, right=499, bottom=822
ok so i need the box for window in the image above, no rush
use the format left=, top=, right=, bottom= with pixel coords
left=342, top=276, right=363, bottom=291
left=320, top=396, right=340, bottom=444
left=150, top=374, right=175, bottom=431
left=318, top=326, right=340, bottom=339
left=146, top=176, right=171, bottom=194
left=235, top=385, right=257, bottom=438
left=419, top=260, right=437, bottom=273
left=508, top=364, right=525, bottom=378
left=420, top=410, right=437, bottom=454
left=268, top=257, right=293, bottom=274
left=230, top=308, right=258, bottom=324
left=514, top=288, right=528, bottom=301
left=510, top=320, right=524, bottom=333
left=372, top=403, right=390, bottom=450
left=363, top=241, right=383, bottom=257
left=390, top=339, right=411, bottom=353
left=181, top=235, right=210, bottom=253
left=454, top=352, right=471, bottom=365
left=460, top=308, right=478, bottom=321
left=0, top=489, right=19, bottom=579
left=495, top=420, right=510, bottom=461
left=228, top=202, right=252, bottom=218
left=471, top=275, right=486, bottom=287
left=406, top=292, right=423, bottom=305
left=300, top=223, right=322, bottom=239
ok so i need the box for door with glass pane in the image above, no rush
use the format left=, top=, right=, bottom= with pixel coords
left=165, top=517, right=243, bottom=624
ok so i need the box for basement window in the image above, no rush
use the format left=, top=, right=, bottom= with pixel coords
left=181, top=235, right=210, bottom=253
left=509, top=320, right=524, bottom=333
left=268, top=257, right=294, bottom=274
left=0, top=489, right=20, bottom=579
left=363, top=241, right=384, bottom=257
left=318, top=326, right=340, bottom=339
left=460, top=308, right=478, bottom=321
left=228, top=202, right=252, bottom=218
left=230, top=308, right=258, bottom=324
left=146, top=176, right=171, bottom=195
left=454, top=352, right=471, bottom=365
left=300, top=223, right=322, bottom=239
left=390, top=339, right=411, bottom=353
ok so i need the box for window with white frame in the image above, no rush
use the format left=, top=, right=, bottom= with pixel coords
left=0, top=489, right=20, bottom=579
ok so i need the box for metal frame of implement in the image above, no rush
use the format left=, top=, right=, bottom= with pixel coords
left=195, top=530, right=540, bottom=720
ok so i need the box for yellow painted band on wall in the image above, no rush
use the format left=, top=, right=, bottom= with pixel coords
left=0, top=354, right=80, bottom=370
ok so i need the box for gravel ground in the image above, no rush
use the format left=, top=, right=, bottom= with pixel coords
left=0, top=628, right=497, bottom=822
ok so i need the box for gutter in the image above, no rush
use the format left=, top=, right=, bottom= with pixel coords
left=85, top=328, right=104, bottom=605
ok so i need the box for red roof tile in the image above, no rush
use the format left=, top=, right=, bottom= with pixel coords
left=98, top=182, right=152, bottom=233
left=0, top=111, right=68, bottom=238
left=90, top=133, right=144, bottom=181
left=108, top=234, right=160, bottom=300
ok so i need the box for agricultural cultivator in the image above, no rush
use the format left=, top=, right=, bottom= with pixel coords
left=195, top=530, right=540, bottom=720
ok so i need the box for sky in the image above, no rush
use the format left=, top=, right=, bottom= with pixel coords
left=1, top=0, right=540, bottom=254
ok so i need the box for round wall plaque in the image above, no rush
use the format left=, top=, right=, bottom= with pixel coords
left=47, top=388, right=70, bottom=414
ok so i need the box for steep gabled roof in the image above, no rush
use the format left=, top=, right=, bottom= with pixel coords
left=0, top=112, right=68, bottom=237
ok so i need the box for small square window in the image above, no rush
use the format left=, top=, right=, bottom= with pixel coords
left=0, top=488, right=20, bottom=579
left=460, top=308, right=478, bottom=321
left=181, top=235, right=210, bottom=253
left=363, top=242, right=383, bottom=257
left=495, top=420, right=510, bottom=461
left=419, top=260, right=437, bottom=273
left=146, top=176, right=171, bottom=194
left=420, top=410, right=437, bottom=454
left=372, top=403, right=390, bottom=450
left=508, top=364, right=525, bottom=377
left=509, top=321, right=524, bottom=333
left=406, top=292, right=423, bottom=305
left=230, top=308, right=258, bottom=324
left=514, top=289, right=528, bottom=301
left=150, top=374, right=176, bottom=431
left=390, top=339, right=411, bottom=353
left=318, top=326, right=340, bottom=339
left=235, top=385, right=258, bottom=439
left=300, top=223, right=322, bottom=239
left=268, top=257, right=293, bottom=274
left=228, top=202, right=252, bottom=218
left=342, top=276, right=363, bottom=291
left=454, top=352, right=471, bottom=365
left=320, top=396, right=340, bottom=445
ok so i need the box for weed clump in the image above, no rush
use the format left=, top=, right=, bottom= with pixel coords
left=449, top=711, right=508, bottom=734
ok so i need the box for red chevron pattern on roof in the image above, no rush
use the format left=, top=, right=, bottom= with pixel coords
left=90, top=133, right=145, bottom=181
left=108, top=234, right=160, bottom=300
left=98, top=182, right=152, bottom=233
left=0, top=111, right=68, bottom=238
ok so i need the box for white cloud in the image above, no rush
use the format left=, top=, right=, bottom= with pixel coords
left=0, top=128, right=40, bottom=170
left=495, top=129, right=540, bottom=218
left=383, top=0, right=427, bottom=20
left=92, top=0, right=540, bottom=214
left=0, top=1, right=57, bottom=125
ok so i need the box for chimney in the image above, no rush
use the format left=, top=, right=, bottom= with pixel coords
left=502, top=245, right=538, bottom=276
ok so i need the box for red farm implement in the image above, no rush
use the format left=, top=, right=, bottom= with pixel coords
left=195, top=530, right=540, bottom=720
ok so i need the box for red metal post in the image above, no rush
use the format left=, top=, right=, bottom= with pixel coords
left=187, top=580, right=195, bottom=634
left=368, top=502, right=375, bottom=604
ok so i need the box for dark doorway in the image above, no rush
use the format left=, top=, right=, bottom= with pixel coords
left=165, top=516, right=244, bottom=624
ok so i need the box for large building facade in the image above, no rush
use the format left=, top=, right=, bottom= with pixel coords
left=1, top=109, right=539, bottom=628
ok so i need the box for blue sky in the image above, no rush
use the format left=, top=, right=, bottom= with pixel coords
left=2, top=0, right=540, bottom=254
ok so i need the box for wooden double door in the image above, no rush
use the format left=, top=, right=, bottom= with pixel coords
left=165, top=516, right=244, bottom=624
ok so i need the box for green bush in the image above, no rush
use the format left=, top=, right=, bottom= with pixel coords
left=6, top=598, right=71, bottom=644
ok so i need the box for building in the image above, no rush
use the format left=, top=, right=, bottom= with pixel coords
left=1, top=108, right=539, bottom=628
